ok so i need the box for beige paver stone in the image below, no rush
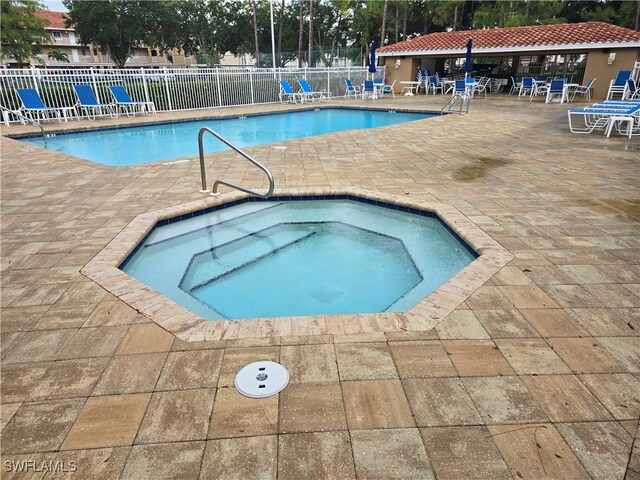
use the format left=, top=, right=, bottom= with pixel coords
left=115, top=323, right=174, bottom=355
left=568, top=308, right=640, bottom=337
left=464, top=286, right=513, bottom=310
left=498, top=285, right=559, bottom=309
left=208, top=387, right=278, bottom=439
left=579, top=373, right=640, bottom=420
left=3, top=330, right=74, bottom=364
left=403, top=377, right=482, bottom=427
left=474, top=309, right=539, bottom=338
left=9, top=283, right=70, bottom=308
left=463, top=376, right=548, bottom=424
left=49, top=447, right=130, bottom=479
left=1, top=306, right=49, bottom=332
left=441, top=340, right=515, bottom=376
left=1, top=403, right=21, bottom=430
left=436, top=310, right=490, bottom=339
left=279, top=382, right=346, bottom=433
left=335, top=342, right=397, bottom=380
left=56, top=325, right=129, bottom=360
left=583, top=284, right=640, bottom=308
left=155, top=349, right=223, bottom=391
left=1, top=453, right=58, bottom=480
left=556, top=422, right=633, bottom=480
left=496, top=338, right=571, bottom=374
left=488, top=424, right=590, bottom=479
left=558, top=264, right=616, bottom=284
left=120, top=442, right=204, bottom=479
left=1, top=363, right=51, bottom=403
left=389, top=340, right=457, bottom=378
left=92, top=352, right=167, bottom=395
left=217, top=346, right=280, bottom=387
left=547, top=337, right=626, bottom=374
left=521, top=375, right=612, bottom=422
left=491, top=266, right=534, bottom=285
left=597, top=337, right=640, bottom=373
left=519, top=308, right=589, bottom=337
left=278, top=431, right=355, bottom=480
left=2, top=399, right=84, bottom=454
left=420, top=426, right=512, bottom=480
left=61, top=393, right=150, bottom=450
left=351, top=428, right=435, bottom=480
left=542, top=284, right=602, bottom=308
left=84, top=300, right=143, bottom=327
left=342, top=379, right=414, bottom=429
left=28, top=358, right=109, bottom=401
left=280, top=344, right=338, bottom=384
left=201, top=436, right=277, bottom=480
left=136, top=388, right=214, bottom=444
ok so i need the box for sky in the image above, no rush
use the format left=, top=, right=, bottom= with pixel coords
left=42, top=0, right=67, bottom=12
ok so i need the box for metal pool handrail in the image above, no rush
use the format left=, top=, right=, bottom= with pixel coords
left=1, top=106, right=47, bottom=143
left=198, top=127, right=274, bottom=198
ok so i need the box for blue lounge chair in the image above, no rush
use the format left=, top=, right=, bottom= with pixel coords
left=73, top=84, right=116, bottom=120
left=108, top=85, right=154, bottom=116
left=344, top=79, right=360, bottom=98
left=607, top=71, right=631, bottom=99
left=15, top=88, right=75, bottom=123
left=568, top=102, right=640, bottom=138
left=278, top=80, right=299, bottom=103
left=297, top=79, right=330, bottom=102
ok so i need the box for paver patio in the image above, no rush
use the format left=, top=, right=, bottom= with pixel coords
left=1, top=94, right=639, bottom=479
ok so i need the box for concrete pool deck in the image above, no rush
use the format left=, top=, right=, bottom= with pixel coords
left=1, top=94, right=639, bottom=479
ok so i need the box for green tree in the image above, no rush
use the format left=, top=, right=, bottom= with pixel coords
left=63, top=0, right=160, bottom=68
left=47, top=49, right=69, bottom=62
left=0, top=0, right=50, bottom=67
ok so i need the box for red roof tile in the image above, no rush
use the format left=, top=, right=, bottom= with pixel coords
left=378, top=22, right=640, bottom=54
left=35, top=10, right=71, bottom=30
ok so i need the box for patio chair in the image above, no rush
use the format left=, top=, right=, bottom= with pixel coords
left=344, top=79, right=360, bottom=98
left=509, top=76, right=521, bottom=95
left=473, top=77, right=491, bottom=99
left=416, top=70, right=428, bottom=94
left=278, top=80, right=299, bottom=103
left=108, top=85, right=155, bottom=116
left=379, top=80, right=397, bottom=98
left=568, top=103, right=640, bottom=138
left=427, top=76, right=442, bottom=95
left=73, top=84, right=117, bottom=120
left=606, top=71, right=631, bottom=99
left=624, top=79, right=639, bottom=100
left=298, top=79, right=330, bottom=102
left=362, top=80, right=376, bottom=99
left=15, top=88, right=74, bottom=123
left=545, top=78, right=567, bottom=103
left=569, top=77, right=596, bottom=102
left=519, top=77, right=536, bottom=98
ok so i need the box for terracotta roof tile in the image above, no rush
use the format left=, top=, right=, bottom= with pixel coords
left=378, top=22, right=640, bottom=54
left=35, top=10, right=71, bottom=30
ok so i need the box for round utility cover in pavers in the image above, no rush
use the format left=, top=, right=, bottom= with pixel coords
left=235, top=361, right=289, bottom=398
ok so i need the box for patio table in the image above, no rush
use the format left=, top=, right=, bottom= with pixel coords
left=399, top=81, right=420, bottom=96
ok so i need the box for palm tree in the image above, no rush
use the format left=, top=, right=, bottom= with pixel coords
left=297, top=0, right=304, bottom=67
left=307, top=0, right=314, bottom=67
left=380, top=0, right=388, bottom=45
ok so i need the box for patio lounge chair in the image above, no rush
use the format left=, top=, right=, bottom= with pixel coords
left=16, top=88, right=75, bottom=123
left=344, top=79, right=360, bottom=98
left=298, top=79, right=330, bottom=102
left=278, top=80, right=299, bottom=103
left=108, top=85, right=155, bottom=116
left=545, top=78, right=567, bottom=103
left=569, top=77, right=596, bottom=102
left=568, top=102, right=640, bottom=138
left=73, top=84, right=117, bottom=120
left=624, top=79, right=639, bottom=100
left=606, top=71, right=631, bottom=99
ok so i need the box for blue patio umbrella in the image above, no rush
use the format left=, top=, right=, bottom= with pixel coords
left=369, top=41, right=377, bottom=78
left=463, top=38, right=473, bottom=73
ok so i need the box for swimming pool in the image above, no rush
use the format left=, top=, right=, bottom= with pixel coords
left=21, top=108, right=434, bottom=166
left=120, top=197, right=476, bottom=320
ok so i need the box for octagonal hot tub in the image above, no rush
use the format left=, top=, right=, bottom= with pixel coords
left=82, top=188, right=513, bottom=340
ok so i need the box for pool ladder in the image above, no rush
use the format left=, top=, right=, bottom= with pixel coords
left=1, top=106, right=47, bottom=143
left=440, top=92, right=470, bottom=116
left=198, top=127, right=274, bottom=198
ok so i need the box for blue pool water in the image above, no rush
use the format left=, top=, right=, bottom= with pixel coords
left=22, top=108, right=433, bottom=166
left=121, top=198, right=476, bottom=320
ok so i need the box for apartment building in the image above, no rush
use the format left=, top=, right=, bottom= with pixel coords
left=3, top=10, right=196, bottom=69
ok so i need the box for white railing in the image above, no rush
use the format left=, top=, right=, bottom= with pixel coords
left=0, top=66, right=374, bottom=122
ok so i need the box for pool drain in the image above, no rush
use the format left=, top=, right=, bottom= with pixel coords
left=235, top=361, right=289, bottom=398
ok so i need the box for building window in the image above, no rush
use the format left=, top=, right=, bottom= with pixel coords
left=151, top=50, right=158, bottom=57
left=52, top=31, right=62, bottom=40
left=81, top=48, right=90, bottom=57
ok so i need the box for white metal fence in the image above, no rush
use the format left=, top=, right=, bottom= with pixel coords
left=0, top=66, right=377, bottom=122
